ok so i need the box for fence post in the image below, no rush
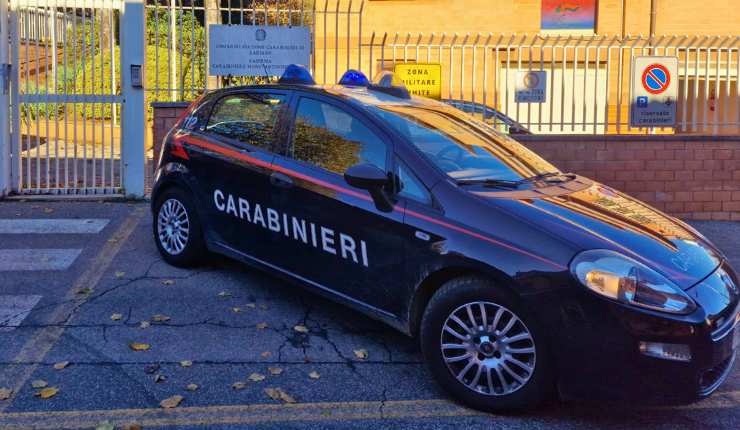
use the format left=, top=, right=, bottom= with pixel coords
left=121, top=0, right=146, bottom=198
left=0, top=0, right=10, bottom=197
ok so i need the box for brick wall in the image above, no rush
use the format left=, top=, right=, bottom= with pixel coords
left=151, top=103, right=740, bottom=220
left=517, top=135, right=740, bottom=221
left=151, top=102, right=191, bottom=168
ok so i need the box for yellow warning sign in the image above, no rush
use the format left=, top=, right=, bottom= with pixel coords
left=394, top=63, right=442, bottom=99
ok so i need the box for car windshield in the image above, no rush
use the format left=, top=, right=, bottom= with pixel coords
left=370, top=103, right=558, bottom=183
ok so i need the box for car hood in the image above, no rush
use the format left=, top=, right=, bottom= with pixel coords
left=471, top=176, right=723, bottom=289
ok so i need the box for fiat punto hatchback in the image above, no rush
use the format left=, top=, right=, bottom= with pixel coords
left=151, top=65, right=739, bottom=411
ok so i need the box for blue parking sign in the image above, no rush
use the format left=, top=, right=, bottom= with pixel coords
left=636, top=96, right=648, bottom=108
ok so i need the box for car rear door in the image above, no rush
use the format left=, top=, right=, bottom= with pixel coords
left=268, top=93, right=408, bottom=316
left=186, top=89, right=289, bottom=261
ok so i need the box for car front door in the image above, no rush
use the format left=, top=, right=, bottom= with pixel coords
left=268, top=94, right=408, bottom=316
left=187, top=90, right=288, bottom=261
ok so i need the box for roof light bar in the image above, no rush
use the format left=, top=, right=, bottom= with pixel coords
left=370, top=71, right=411, bottom=99
left=338, top=69, right=370, bottom=87
left=279, top=64, right=316, bottom=85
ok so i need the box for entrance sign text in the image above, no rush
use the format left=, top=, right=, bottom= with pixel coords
left=208, top=25, right=310, bottom=77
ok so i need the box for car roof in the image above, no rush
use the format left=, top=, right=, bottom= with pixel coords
left=209, top=83, right=449, bottom=110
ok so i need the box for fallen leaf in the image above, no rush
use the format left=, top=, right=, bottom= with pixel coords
left=246, top=303, right=256, bottom=309
left=154, top=374, right=166, bottom=383
left=53, top=361, right=69, bottom=370
left=256, top=322, right=268, bottom=330
left=110, top=313, right=123, bottom=321
left=129, top=342, right=151, bottom=351
left=353, top=349, right=368, bottom=360
left=232, top=382, right=246, bottom=390
left=259, top=304, right=268, bottom=310
left=186, top=383, right=199, bottom=392
left=260, top=351, right=272, bottom=358
left=124, top=425, right=142, bottom=430
left=0, top=388, right=12, bottom=400
left=43, top=208, right=54, bottom=214
left=139, top=321, right=150, bottom=329
left=35, top=387, right=59, bottom=399
left=152, top=314, right=170, bottom=322
left=293, top=325, right=309, bottom=333
left=248, top=373, right=265, bottom=382
left=31, top=380, right=48, bottom=389
left=159, top=395, right=183, bottom=408
left=231, top=307, right=242, bottom=313
left=161, top=279, right=175, bottom=286
left=107, top=238, right=118, bottom=244
left=180, top=360, right=192, bottom=368
left=264, top=387, right=295, bottom=403
left=77, top=287, right=94, bottom=295
left=268, top=367, right=283, bottom=376
left=114, top=271, right=126, bottom=279
left=309, top=371, right=321, bottom=380
left=144, top=364, right=160, bottom=374
left=217, top=291, right=232, bottom=298
left=95, top=421, right=114, bottom=430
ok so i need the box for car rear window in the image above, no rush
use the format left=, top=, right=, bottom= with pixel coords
left=206, top=93, right=286, bottom=149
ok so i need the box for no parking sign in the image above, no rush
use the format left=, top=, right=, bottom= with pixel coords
left=630, top=56, right=678, bottom=127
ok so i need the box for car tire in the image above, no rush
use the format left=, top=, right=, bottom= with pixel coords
left=153, top=187, right=207, bottom=267
left=420, top=276, right=553, bottom=412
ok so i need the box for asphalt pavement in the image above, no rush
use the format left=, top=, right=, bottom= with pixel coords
left=0, top=200, right=738, bottom=430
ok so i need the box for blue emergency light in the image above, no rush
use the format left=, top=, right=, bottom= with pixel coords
left=279, top=64, right=316, bottom=85
left=338, top=69, right=370, bottom=87
left=371, top=71, right=411, bottom=99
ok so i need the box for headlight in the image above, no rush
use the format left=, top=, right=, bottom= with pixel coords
left=570, top=250, right=697, bottom=315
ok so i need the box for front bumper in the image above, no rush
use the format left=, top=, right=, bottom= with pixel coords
left=548, top=263, right=739, bottom=403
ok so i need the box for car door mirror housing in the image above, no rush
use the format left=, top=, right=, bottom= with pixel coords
left=344, top=164, right=393, bottom=212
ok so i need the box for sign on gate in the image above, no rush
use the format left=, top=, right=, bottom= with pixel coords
left=393, top=64, right=442, bottom=99
left=515, top=71, right=547, bottom=103
left=630, top=56, right=678, bottom=127
left=208, top=25, right=310, bottom=77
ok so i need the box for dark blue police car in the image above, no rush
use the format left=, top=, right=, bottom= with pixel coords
left=152, top=65, right=739, bottom=411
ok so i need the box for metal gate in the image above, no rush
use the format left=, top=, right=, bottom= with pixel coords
left=9, top=0, right=123, bottom=195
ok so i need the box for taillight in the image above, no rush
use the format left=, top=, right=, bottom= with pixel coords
left=169, top=139, right=190, bottom=160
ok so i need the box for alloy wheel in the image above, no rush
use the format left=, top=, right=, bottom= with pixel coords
left=440, top=301, right=536, bottom=396
left=157, top=198, right=190, bottom=255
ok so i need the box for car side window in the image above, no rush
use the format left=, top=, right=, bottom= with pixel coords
left=290, top=97, right=387, bottom=174
left=397, top=159, right=431, bottom=204
left=206, top=93, right=286, bottom=149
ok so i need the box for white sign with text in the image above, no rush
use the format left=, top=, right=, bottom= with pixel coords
left=208, top=25, right=310, bottom=77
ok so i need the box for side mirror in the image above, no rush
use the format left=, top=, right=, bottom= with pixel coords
left=344, top=164, right=393, bottom=212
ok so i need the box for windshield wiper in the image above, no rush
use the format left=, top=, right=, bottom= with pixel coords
left=515, top=171, right=574, bottom=184
left=456, top=172, right=574, bottom=189
left=455, top=178, right=520, bottom=189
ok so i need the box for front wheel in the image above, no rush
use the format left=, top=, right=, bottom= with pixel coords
left=153, top=187, right=207, bottom=267
left=420, top=277, right=553, bottom=412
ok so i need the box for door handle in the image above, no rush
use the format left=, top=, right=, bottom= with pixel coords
left=270, top=171, right=293, bottom=189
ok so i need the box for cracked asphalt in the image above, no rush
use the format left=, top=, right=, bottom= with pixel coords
left=0, top=201, right=738, bottom=430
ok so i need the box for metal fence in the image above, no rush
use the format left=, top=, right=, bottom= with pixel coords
left=18, top=5, right=83, bottom=43
left=11, top=0, right=123, bottom=195
left=359, top=33, right=740, bottom=135
left=144, top=0, right=365, bottom=103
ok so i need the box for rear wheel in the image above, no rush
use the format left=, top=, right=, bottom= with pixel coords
left=420, top=276, right=552, bottom=412
left=153, top=187, right=206, bottom=267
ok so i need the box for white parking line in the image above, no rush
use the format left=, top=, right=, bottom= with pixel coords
left=0, top=295, right=42, bottom=332
left=0, top=249, right=82, bottom=271
left=0, top=219, right=109, bottom=234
